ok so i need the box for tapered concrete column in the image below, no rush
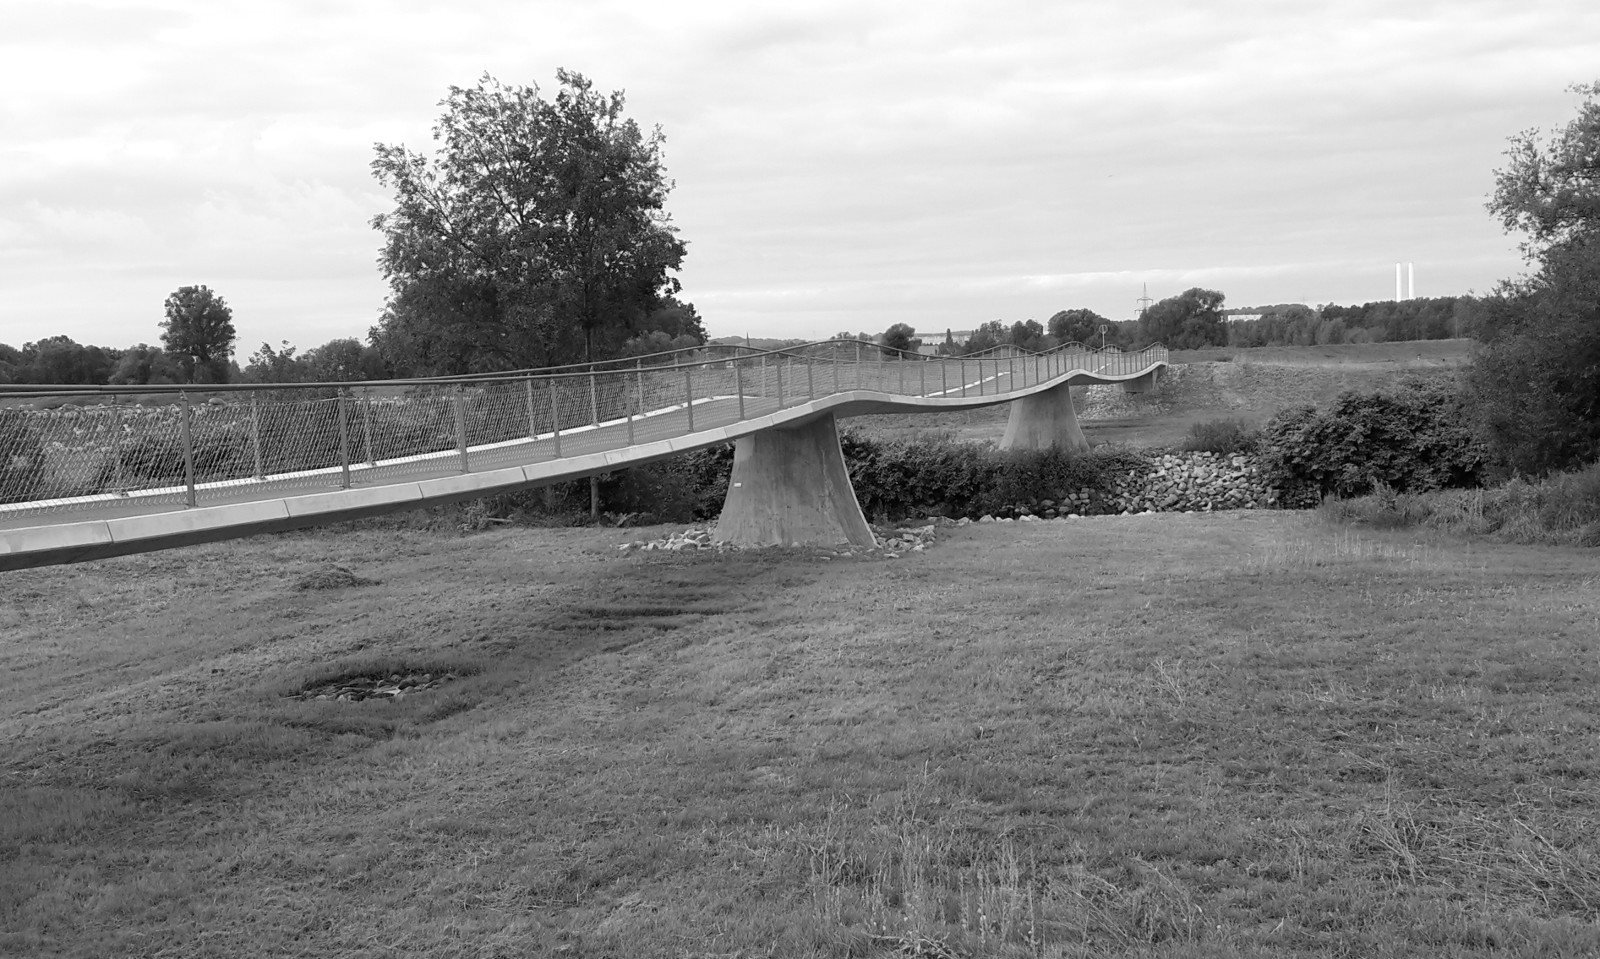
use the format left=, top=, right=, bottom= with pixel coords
left=999, top=382, right=1089, bottom=452
left=714, top=414, right=876, bottom=547
left=1121, top=368, right=1160, bottom=393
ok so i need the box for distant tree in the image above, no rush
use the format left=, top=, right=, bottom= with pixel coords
left=161, top=285, right=236, bottom=383
left=108, top=344, right=183, bottom=386
left=303, top=338, right=367, bottom=382
left=1138, top=288, right=1227, bottom=349
left=0, top=343, right=20, bottom=383
left=1009, top=319, right=1046, bottom=352
left=620, top=330, right=703, bottom=357
left=242, top=341, right=308, bottom=384
left=881, top=323, right=917, bottom=356
left=1047, top=308, right=1112, bottom=347
left=12, top=336, right=120, bottom=385
left=1469, top=81, right=1600, bottom=474
left=371, top=70, right=687, bottom=373
left=962, top=320, right=1006, bottom=355
left=642, top=297, right=706, bottom=344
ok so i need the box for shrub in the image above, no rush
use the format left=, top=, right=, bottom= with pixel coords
left=1181, top=417, right=1260, bottom=455
left=1321, top=461, right=1600, bottom=546
left=1258, top=377, right=1487, bottom=503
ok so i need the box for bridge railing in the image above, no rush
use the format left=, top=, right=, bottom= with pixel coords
left=0, top=341, right=1166, bottom=520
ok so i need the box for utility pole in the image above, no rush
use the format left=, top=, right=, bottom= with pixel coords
left=1136, top=283, right=1153, bottom=317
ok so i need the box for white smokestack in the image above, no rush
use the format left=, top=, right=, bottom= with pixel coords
left=1408, top=262, right=1415, bottom=300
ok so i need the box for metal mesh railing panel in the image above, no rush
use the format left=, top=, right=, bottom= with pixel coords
left=1, top=342, right=1167, bottom=521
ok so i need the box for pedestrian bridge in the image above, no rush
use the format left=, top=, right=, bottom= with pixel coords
left=0, top=340, right=1167, bottom=570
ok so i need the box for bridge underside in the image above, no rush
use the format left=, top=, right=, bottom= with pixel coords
left=2, top=353, right=1168, bottom=567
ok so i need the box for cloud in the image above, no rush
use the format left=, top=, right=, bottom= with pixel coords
left=1, top=0, right=1597, bottom=351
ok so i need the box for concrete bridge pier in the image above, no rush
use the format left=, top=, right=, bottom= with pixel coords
left=713, top=413, right=876, bottom=548
left=1121, top=368, right=1161, bottom=393
left=998, top=382, right=1089, bottom=452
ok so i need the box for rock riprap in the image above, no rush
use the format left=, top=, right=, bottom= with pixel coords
left=618, top=519, right=952, bottom=558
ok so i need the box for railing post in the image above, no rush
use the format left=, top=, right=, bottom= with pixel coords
left=636, top=360, right=645, bottom=420
left=760, top=353, right=767, bottom=398
left=735, top=361, right=746, bottom=419
left=960, top=359, right=967, bottom=397
left=807, top=358, right=815, bottom=399
left=684, top=366, right=695, bottom=432
left=453, top=386, right=469, bottom=473
left=775, top=357, right=785, bottom=408
left=525, top=378, right=538, bottom=440
left=549, top=380, right=562, bottom=457
left=179, top=391, right=197, bottom=508
left=897, top=354, right=904, bottom=393
left=249, top=391, right=264, bottom=480
left=1009, top=354, right=1015, bottom=391
left=919, top=359, right=926, bottom=396
left=855, top=341, right=862, bottom=390
left=832, top=350, right=840, bottom=394
left=361, top=388, right=375, bottom=465
left=336, top=390, right=352, bottom=489
left=589, top=367, right=599, bottom=428
left=940, top=360, right=947, bottom=397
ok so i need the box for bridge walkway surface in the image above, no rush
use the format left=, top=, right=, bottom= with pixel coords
left=1, top=340, right=1167, bottom=569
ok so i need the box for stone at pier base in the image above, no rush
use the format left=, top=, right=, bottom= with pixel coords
left=999, top=382, right=1089, bottom=452
left=713, top=414, right=875, bottom=548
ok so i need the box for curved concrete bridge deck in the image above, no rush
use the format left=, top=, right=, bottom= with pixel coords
left=0, top=341, right=1166, bottom=569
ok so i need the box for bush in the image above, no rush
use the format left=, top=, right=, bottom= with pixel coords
left=1320, top=461, right=1600, bottom=546
left=1181, top=417, right=1260, bottom=455
left=1258, top=377, right=1487, bottom=504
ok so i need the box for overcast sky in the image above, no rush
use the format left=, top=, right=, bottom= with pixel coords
left=3, top=0, right=1597, bottom=354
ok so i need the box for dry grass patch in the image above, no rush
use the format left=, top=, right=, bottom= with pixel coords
left=2, top=514, right=1599, bottom=956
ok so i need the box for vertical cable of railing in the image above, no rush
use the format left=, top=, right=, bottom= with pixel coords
left=179, top=392, right=197, bottom=508
left=336, top=390, right=353, bottom=489
left=807, top=358, right=815, bottom=399
left=776, top=357, right=785, bottom=409
left=361, top=389, right=376, bottom=466
left=589, top=369, right=599, bottom=429
left=684, top=366, right=695, bottom=432
left=249, top=392, right=265, bottom=480
left=735, top=361, right=745, bottom=419
left=453, top=387, right=469, bottom=472
left=524, top=379, right=538, bottom=441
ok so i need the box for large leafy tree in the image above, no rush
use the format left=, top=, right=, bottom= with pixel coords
left=1047, top=308, right=1113, bottom=348
left=161, top=285, right=237, bottom=383
left=1470, top=82, right=1600, bottom=475
left=1138, top=288, right=1227, bottom=350
left=881, top=323, right=918, bottom=355
left=371, top=70, right=688, bottom=374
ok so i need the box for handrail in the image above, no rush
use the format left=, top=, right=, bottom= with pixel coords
left=1, top=342, right=1167, bottom=520
left=0, top=338, right=1161, bottom=398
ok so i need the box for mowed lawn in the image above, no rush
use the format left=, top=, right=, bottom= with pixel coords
left=2, top=514, right=1598, bottom=957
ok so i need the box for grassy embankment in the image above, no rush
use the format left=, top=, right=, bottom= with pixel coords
left=4, top=512, right=1598, bottom=957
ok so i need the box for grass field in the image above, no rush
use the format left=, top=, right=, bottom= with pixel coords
left=3, top=513, right=1598, bottom=957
